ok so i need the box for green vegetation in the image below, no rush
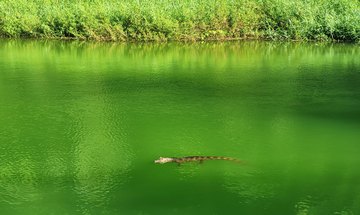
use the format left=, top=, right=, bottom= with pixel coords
left=0, top=0, right=359, bottom=42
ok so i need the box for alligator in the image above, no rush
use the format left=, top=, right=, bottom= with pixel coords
left=154, top=156, right=240, bottom=165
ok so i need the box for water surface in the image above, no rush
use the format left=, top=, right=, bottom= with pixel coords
left=0, top=41, right=360, bottom=215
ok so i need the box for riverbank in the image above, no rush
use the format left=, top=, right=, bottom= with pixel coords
left=0, top=0, right=359, bottom=42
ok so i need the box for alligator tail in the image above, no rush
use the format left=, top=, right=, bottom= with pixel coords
left=208, top=156, right=241, bottom=163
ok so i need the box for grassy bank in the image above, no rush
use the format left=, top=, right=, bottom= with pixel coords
left=0, top=0, right=359, bottom=42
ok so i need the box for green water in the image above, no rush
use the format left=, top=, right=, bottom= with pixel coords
left=0, top=41, right=359, bottom=215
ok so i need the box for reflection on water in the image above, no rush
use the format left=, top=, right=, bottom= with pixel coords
left=0, top=40, right=359, bottom=214
left=70, top=79, right=133, bottom=212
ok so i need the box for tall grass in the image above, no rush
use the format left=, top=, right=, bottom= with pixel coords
left=0, top=0, right=359, bottom=42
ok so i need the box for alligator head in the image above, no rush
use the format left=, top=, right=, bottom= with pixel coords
left=154, top=157, right=174, bottom=164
